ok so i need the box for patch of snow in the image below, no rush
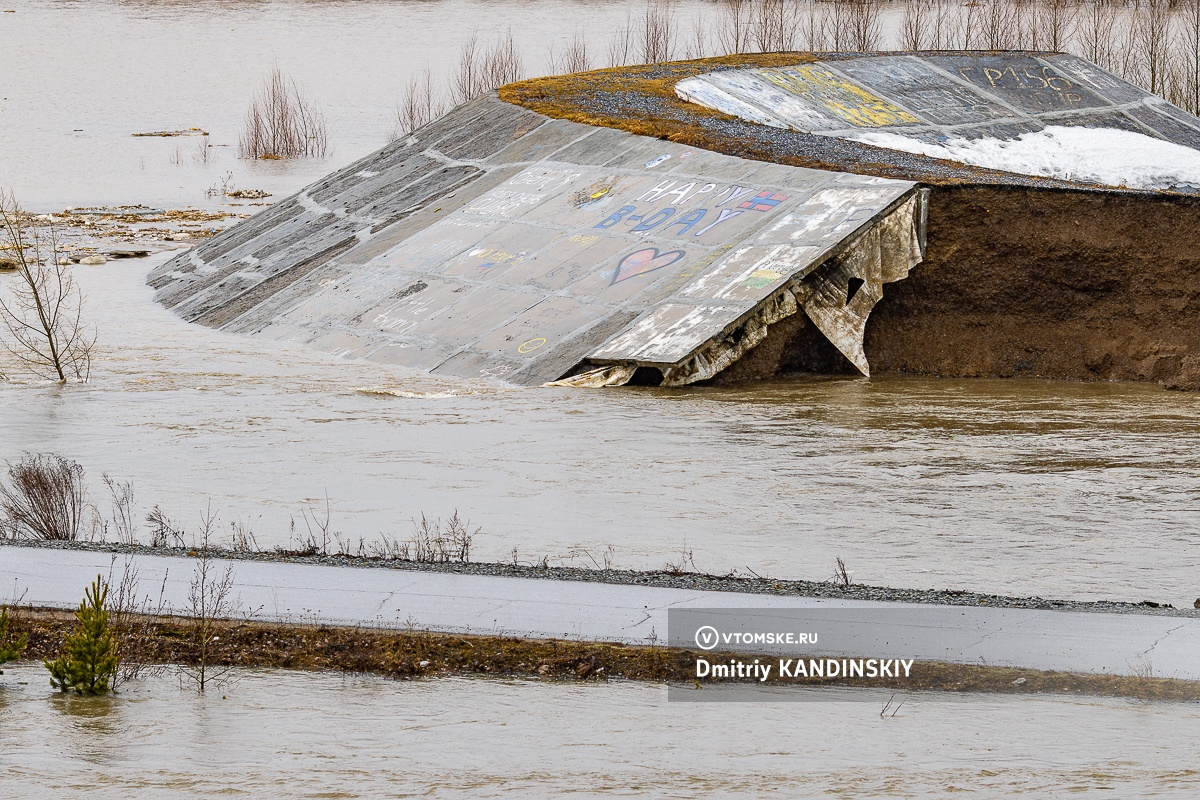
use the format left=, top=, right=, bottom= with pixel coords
left=847, top=125, right=1200, bottom=191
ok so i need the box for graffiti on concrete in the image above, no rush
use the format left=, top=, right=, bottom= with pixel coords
left=148, top=96, right=925, bottom=387
left=677, top=53, right=1200, bottom=149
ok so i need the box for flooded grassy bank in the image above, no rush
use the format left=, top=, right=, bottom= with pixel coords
left=1, top=663, right=1198, bottom=798
left=8, top=606, right=1200, bottom=702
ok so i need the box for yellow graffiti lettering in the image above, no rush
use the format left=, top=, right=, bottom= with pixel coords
left=759, top=65, right=919, bottom=128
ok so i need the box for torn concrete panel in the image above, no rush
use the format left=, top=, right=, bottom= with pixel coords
left=585, top=189, right=926, bottom=383
left=148, top=94, right=924, bottom=386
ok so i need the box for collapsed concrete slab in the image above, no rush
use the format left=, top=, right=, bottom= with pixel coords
left=149, top=97, right=926, bottom=385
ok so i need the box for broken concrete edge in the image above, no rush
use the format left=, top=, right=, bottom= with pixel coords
left=148, top=94, right=927, bottom=388
left=5, top=540, right=1193, bottom=618
left=556, top=188, right=928, bottom=386
left=7, top=606, right=1197, bottom=700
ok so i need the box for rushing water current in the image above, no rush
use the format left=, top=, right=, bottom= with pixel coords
left=1, top=665, right=1198, bottom=798
left=1, top=255, right=1199, bottom=607
left=2, top=1, right=1200, bottom=603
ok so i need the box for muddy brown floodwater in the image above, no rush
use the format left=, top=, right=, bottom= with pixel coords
left=1, top=254, right=1199, bottom=607
left=1, top=664, right=1198, bottom=798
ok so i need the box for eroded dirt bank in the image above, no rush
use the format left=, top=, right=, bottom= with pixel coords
left=722, top=185, right=1200, bottom=388
left=865, top=186, right=1200, bottom=388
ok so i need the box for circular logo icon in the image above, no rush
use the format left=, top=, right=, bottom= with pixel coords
left=694, top=625, right=719, bottom=651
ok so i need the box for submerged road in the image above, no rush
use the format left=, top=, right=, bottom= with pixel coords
left=2, top=545, right=1197, bottom=680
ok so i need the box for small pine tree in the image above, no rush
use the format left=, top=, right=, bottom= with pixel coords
left=45, top=575, right=117, bottom=695
left=0, top=606, right=27, bottom=668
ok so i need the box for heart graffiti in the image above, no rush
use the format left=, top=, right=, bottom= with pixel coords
left=610, top=247, right=686, bottom=285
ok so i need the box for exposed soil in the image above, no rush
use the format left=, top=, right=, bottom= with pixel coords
left=500, top=54, right=1200, bottom=389
left=7, top=607, right=1199, bottom=701
left=868, top=186, right=1200, bottom=387
left=716, top=185, right=1200, bottom=388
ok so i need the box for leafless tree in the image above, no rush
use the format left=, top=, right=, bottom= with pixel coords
left=105, top=556, right=169, bottom=688
left=980, top=0, right=1019, bottom=49
left=799, top=0, right=829, bottom=50
left=684, top=14, right=712, bottom=59
left=0, top=191, right=94, bottom=382
left=900, top=0, right=933, bottom=50
left=1132, top=0, right=1173, bottom=96
left=845, top=0, right=883, bottom=51
left=1078, top=0, right=1118, bottom=70
left=179, top=504, right=237, bottom=693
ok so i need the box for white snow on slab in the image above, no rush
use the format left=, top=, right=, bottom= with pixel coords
left=3, top=545, right=1199, bottom=679
left=848, top=125, right=1200, bottom=191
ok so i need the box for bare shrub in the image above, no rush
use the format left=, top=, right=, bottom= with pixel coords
left=105, top=556, right=169, bottom=688
left=238, top=68, right=329, bottom=160
left=146, top=504, right=185, bottom=548
left=640, top=0, right=677, bottom=63
left=227, top=515, right=259, bottom=553
left=179, top=506, right=236, bottom=693
left=300, top=493, right=334, bottom=555
left=832, top=556, right=852, bottom=587
left=102, top=473, right=137, bottom=546
left=0, top=453, right=87, bottom=541
left=391, top=69, right=446, bottom=140
left=754, top=0, right=799, bottom=51
left=410, top=511, right=478, bottom=563
left=607, top=14, right=637, bottom=66
left=662, top=545, right=698, bottom=575
left=552, top=30, right=593, bottom=74
left=718, top=0, right=754, bottom=53
left=451, top=31, right=524, bottom=105
left=1178, top=0, right=1200, bottom=114
left=0, top=190, right=94, bottom=382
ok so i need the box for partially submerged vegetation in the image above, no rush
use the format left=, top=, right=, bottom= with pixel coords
left=239, top=68, right=329, bottom=160
left=5, top=605, right=1199, bottom=702
left=0, top=191, right=95, bottom=382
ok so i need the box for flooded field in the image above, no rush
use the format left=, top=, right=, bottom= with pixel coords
left=0, top=664, right=1197, bottom=798
left=0, top=0, right=728, bottom=210
left=1, top=254, right=1199, bottom=606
